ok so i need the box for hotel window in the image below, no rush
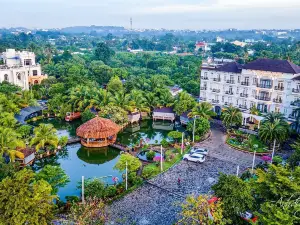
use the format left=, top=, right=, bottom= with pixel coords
left=275, top=107, right=280, bottom=113
left=24, top=59, right=32, bottom=66
left=238, top=76, right=240, bottom=83
left=32, top=70, right=38, bottom=76
left=287, top=82, right=291, bottom=90
left=222, top=96, right=224, bottom=102
left=253, top=78, right=257, bottom=85
left=4, top=74, right=8, bottom=81
left=17, top=73, right=21, bottom=80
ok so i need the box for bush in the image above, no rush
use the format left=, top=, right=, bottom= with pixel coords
left=273, top=156, right=283, bottom=165
left=142, top=166, right=159, bottom=179
left=161, top=138, right=169, bottom=148
left=128, top=172, right=143, bottom=186
left=146, top=150, right=155, bottom=160
left=80, top=178, right=106, bottom=198
left=187, top=117, right=210, bottom=138
left=65, top=195, right=80, bottom=203
left=105, top=185, right=117, bottom=197
left=194, top=135, right=201, bottom=142
left=168, top=131, right=182, bottom=142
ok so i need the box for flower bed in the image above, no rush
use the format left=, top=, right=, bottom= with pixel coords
left=226, top=133, right=269, bottom=154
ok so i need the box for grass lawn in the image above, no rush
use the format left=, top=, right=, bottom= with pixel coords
left=227, top=134, right=268, bottom=153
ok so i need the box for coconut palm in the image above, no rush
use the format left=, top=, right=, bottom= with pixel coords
left=157, top=90, right=174, bottom=107
left=89, top=89, right=111, bottom=110
left=188, top=102, right=216, bottom=119
left=68, top=85, right=94, bottom=111
left=221, top=106, right=243, bottom=128
left=30, top=124, right=59, bottom=151
left=0, top=127, right=25, bottom=161
left=129, top=90, right=150, bottom=113
left=259, top=119, right=289, bottom=163
left=262, top=112, right=287, bottom=124
left=250, top=106, right=260, bottom=115
left=144, top=92, right=159, bottom=111
left=110, top=91, right=135, bottom=112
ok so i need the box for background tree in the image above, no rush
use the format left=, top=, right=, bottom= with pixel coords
left=99, top=105, right=128, bottom=125
left=173, top=91, right=196, bottom=115
left=81, top=109, right=96, bottom=123
left=30, top=124, right=59, bottom=151
left=288, top=139, right=300, bottom=169
left=0, top=169, right=55, bottom=225
left=107, top=76, right=124, bottom=94
left=167, top=131, right=183, bottom=143
left=36, top=165, right=69, bottom=195
left=94, top=42, right=115, bottom=64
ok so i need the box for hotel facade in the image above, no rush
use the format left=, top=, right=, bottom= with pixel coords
left=0, top=49, right=47, bottom=90
left=200, top=59, right=300, bottom=122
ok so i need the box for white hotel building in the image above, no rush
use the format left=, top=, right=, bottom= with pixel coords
left=200, top=59, right=300, bottom=123
left=0, top=49, right=47, bottom=90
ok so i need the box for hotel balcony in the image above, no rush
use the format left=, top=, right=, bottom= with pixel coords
left=274, top=86, right=284, bottom=91
left=240, top=93, right=248, bottom=98
left=291, top=101, right=300, bottom=107
left=200, top=97, right=207, bottom=101
left=200, top=87, right=207, bottom=90
left=212, top=99, right=219, bottom=104
left=225, top=91, right=234, bottom=95
left=213, top=78, right=221, bottom=82
left=292, top=88, right=300, bottom=93
left=257, top=84, right=272, bottom=89
left=201, top=76, right=209, bottom=80
left=273, top=98, right=282, bottom=103
left=241, top=81, right=250, bottom=86
left=255, top=96, right=271, bottom=101
left=289, top=114, right=296, bottom=120
left=212, top=89, right=220, bottom=93
left=226, top=80, right=235, bottom=84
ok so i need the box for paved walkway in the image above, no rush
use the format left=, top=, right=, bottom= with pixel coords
left=108, top=126, right=261, bottom=225
left=15, top=105, right=45, bottom=124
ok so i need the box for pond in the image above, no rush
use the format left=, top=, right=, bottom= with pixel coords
left=29, top=118, right=185, bottom=200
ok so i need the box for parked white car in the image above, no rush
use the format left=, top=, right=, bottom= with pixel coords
left=183, top=153, right=206, bottom=163
left=190, top=147, right=209, bottom=155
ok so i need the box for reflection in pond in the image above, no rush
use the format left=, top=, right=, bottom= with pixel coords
left=77, top=147, right=120, bottom=165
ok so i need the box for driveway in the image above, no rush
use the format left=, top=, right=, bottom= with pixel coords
left=108, top=125, right=260, bottom=225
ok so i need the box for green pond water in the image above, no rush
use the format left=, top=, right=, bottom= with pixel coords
left=30, top=118, right=184, bottom=200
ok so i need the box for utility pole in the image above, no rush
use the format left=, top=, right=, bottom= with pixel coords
left=181, top=132, right=184, bottom=154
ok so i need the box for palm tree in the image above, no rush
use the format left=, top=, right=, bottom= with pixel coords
left=188, top=102, right=216, bottom=119
left=250, top=105, right=260, bottom=115
left=68, top=85, right=94, bottom=111
left=158, top=90, right=174, bottom=107
left=129, top=90, right=150, bottom=113
left=144, top=92, right=159, bottom=111
left=0, top=127, right=25, bottom=161
left=259, top=119, right=289, bottom=163
left=30, top=124, right=59, bottom=151
left=221, top=106, right=243, bottom=128
left=262, top=112, right=286, bottom=124
left=110, top=91, right=135, bottom=112
left=89, top=89, right=111, bottom=110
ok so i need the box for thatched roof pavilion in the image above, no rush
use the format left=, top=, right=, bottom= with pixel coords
left=76, top=117, right=121, bottom=148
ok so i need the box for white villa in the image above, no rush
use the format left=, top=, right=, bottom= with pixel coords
left=0, top=49, right=47, bottom=90
left=200, top=58, right=300, bottom=126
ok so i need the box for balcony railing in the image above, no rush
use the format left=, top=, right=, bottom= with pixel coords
left=239, top=104, right=247, bottom=109
left=290, top=101, right=300, bottom=106
left=274, top=86, right=284, bottom=91
left=226, top=80, right=235, bottom=84
left=200, top=97, right=207, bottom=101
left=240, top=93, right=248, bottom=98
left=257, top=84, right=272, bottom=89
left=273, top=98, right=282, bottom=103
left=255, top=96, right=271, bottom=101
left=225, top=91, right=234, bottom=95
left=224, top=102, right=228, bottom=106
left=200, top=87, right=207, bottom=90
left=289, top=114, right=296, bottom=119
left=212, top=99, right=219, bottom=104
left=292, top=88, right=300, bottom=93
left=212, top=89, right=220, bottom=93
left=213, top=78, right=221, bottom=82
left=241, top=81, right=249, bottom=86
left=201, top=76, right=209, bottom=80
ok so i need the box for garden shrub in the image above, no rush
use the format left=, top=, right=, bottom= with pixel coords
left=58, top=136, right=68, bottom=147
left=194, top=135, right=201, bottom=142
left=142, top=166, right=159, bottom=179
left=80, top=178, right=106, bottom=198
left=187, top=117, right=210, bottom=138
left=65, top=195, right=80, bottom=203
left=161, top=138, right=169, bottom=148
left=146, top=150, right=155, bottom=160
left=273, top=156, right=283, bottom=165
left=105, top=185, right=117, bottom=197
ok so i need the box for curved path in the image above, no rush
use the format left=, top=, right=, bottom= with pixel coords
left=15, top=105, right=44, bottom=124
left=108, top=125, right=261, bottom=225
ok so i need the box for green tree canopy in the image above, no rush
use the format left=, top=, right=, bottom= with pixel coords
left=114, top=153, right=142, bottom=172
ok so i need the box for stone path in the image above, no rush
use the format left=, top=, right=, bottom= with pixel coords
left=108, top=126, right=262, bottom=225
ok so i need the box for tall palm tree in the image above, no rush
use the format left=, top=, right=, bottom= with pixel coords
left=89, top=89, right=111, bottom=110
left=250, top=105, right=260, bottom=115
left=188, top=102, right=216, bottom=119
left=0, top=127, right=25, bottom=161
left=263, top=112, right=286, bottom=124
left=259, top=119, right=289, bottom=163
left=221, top=106, right=243, bottom=128
left=158, top=90, right=174, bottom=107
left=129, top=90, right=150, bottom=113
left=68, top=85, right=94, bottom=111
left=30, top=124, right=59, bottom=151
left=144, top=92, right=159, bottom=111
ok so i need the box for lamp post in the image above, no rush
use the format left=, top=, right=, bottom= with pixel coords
left=160, top=145, right=163, bottom=172
left=82, top=176, right=85, bottom=204
left=192, top=116, right=196, bottom=143
left=251, top=151, right=256, bottom=174
left=236, top=165, right=240, bottom=177
left=181, top=132, right=184, bottom=154
left=125, top=161, right=128, bottom=190
left=271, top=139, right=276, bottom=164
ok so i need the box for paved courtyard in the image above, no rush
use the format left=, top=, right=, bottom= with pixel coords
left=108, top=125, right=261, bottom=225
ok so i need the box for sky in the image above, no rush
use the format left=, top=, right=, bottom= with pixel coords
left=1, top=0, right=300, bottom=30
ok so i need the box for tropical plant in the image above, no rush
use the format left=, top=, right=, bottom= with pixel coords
left=167, top=131, right=182, bottom=143
left=58, top=136, right=68, bottom=147
left=188, top=102, right=216, bottom=119
left=177, top=195, right=227, bottom=225
left=36, top=165, right=70, bottom=194
left=99, top=105, right=128, bottom=125
left=81, top=109, right=96, bottom=123
left=288, top=139, right=300, bottom=169
left=187, top=117, right=210, bottom=138
left=79, top=178, right=106, bottom=199
left=221, top=106, right=242, bottom=128
left=17, top=125, right=32, bottom=138
left=250, top=105, right=260, bottom=115
left=173, top=91, right=196, bottom=115
left=107, top=76, right=124, bottom=94
left=0, top=127, right=25, bottom=158
left=157, top=89, right=174, bottom=107
left=129, top=89, right=150, bottom=113
left=146, top=150, right=156, bottom=160
left=144, top=92, right=159, bottom=111
left=30, top=124, right=59, bottom=151
left=110, top=91, right=135, bottom=112
left=0, top=169, right=55, bottom=225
